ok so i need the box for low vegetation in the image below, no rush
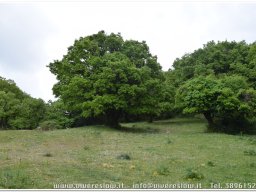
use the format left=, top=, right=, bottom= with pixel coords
left=0, top=118, right=255, bottom=189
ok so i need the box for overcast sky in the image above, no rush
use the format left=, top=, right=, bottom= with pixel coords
left=1, top=0, right=256, bottom=101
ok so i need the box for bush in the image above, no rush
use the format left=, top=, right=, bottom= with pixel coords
left=38, top=120, right=61, bottom=131
left=44, top=100, right=74, bottom=128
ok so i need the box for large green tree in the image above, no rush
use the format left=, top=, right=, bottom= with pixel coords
left=48, top=31, right=164, bottom=127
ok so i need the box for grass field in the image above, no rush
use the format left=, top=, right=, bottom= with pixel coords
left=0, top=117, right=256, bottom=189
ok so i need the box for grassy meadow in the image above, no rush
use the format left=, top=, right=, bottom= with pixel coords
left=0, top=117, right=256, bottom=189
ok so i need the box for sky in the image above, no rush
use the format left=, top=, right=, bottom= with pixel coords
left=1, top=0, right=256, bottom=101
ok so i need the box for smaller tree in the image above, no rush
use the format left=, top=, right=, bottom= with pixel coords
left=9, top=97, right=46, bottom=129
left=175, top=76, right=220, bottom=126
left=0, top=77, right=46, bottom=130
left=175, top=75, right=256, bottom=133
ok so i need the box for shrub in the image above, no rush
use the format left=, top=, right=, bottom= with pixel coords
left=38, top=120, right=61, bottom=131
left=44, top=100, right=74, bottom=128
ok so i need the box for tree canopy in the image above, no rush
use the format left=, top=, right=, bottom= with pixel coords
left=48, top=31, right=167, bottom=127
left=173, top=41, right=256, bottom=133
left=172, top=40, right=256, bottom=87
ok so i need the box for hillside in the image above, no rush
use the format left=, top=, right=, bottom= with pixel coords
left=0, top=117, right=255, bottom=189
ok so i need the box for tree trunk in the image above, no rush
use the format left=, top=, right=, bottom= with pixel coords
left=105, top=110, right=121, bottom=129
left=0, top=118, right=7, bottom=129
left=203, top=112, right=213, bottom=126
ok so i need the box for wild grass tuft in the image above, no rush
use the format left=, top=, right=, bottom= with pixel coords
left=116, top=154, right=131, bottom=160
left=244, top=149, right=256, bottom=156
left=83, top=146, right=90, bottom=150
left=166, top=138, right=172, bottom=144
left=184, top=168, right=204, bottom=180
left=156, top=164, right=170, bottom=176
left=43, top=152, right=53, bottom=157
left=207, top=161, right=215, bottom=167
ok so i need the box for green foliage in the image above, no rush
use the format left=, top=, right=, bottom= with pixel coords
left=9, top=98, right=46, bottom=129
left=158, top=72, right=176, bottom=119
left=44, top=100, right=74, bottom=128
left=173, top=40, right=256, bottom=133
left=0, top=77, right=26, bottom=100
left=0, top=77, right=46, bottom=130
left=173, top=40, right=254, bottom=84
left=0, top=91, right=19, bottom=129
left=176, top=76, right=219, bottom=115
left=176, top=75, right=256, bottom=133
left=48, top=31, right=165, bottom=127
left=39, top=120, right=62, bottom=131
